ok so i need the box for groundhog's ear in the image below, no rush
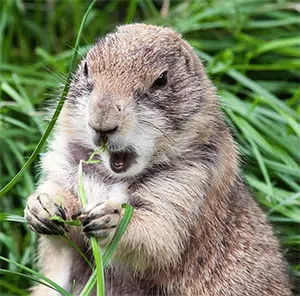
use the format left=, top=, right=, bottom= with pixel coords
left=180, top=39, right=203, bottom=76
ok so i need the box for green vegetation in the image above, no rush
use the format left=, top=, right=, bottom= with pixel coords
left=0, top=0, right=299, bottom=295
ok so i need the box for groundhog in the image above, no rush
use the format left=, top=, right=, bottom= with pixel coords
left=24, top=24, right=291, bottom=296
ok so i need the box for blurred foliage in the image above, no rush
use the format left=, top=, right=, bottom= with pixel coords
left=0, top=0, right=299, bottom=295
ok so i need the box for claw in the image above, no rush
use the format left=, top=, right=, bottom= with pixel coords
left=25, top=193, right=68, bottom=236
left=78, top=201, right=122, bottom=246
left=71, top=209, right=82, bottom=220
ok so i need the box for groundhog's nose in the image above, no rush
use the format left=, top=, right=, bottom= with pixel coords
left=89, top=125, right=118, bottom=135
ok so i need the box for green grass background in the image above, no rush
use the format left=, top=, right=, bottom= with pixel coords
left=0, top=0, right=299, bottom=295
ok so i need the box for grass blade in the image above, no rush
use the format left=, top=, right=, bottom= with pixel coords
left=0, top=257, right=71, bottom=296
left=90, top=237, right=105, bottom=296
left=0, top=213, right=27, bottom=223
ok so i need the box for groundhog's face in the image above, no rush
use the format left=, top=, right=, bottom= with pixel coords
left=66, top=24, right=212, bottom=177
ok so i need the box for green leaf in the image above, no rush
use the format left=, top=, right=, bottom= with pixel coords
left=0, top=213, right=26, bottom=223
left=49, top=216, right=81, bottom=226
left=0, top=257, right=71, bottom=296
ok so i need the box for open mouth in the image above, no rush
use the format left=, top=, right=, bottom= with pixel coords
left=109, top=148, right=137, bottom=173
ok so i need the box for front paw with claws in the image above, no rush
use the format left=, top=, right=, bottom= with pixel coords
left=24, top=193, right=67, bottom=235
left=74, top=200, right=123, bottom=247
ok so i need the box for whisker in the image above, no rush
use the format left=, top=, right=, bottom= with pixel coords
left=57, top=16, right=90, bottom=47
left=65, top=44, right=86, bottom=60
left=138, top=119, right=176, bottom=145
left=40, top=64, right=67, bottom=84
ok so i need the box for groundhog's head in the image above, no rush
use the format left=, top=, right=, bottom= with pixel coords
left=65, top=24, right=219, bottom=177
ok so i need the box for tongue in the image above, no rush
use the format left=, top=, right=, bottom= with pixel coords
left=109, top=150, right=136, bottom=173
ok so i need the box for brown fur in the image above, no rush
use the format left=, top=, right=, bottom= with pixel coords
left=25, top=24, right=291, bottom=296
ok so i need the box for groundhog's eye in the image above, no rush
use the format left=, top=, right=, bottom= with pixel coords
left=83, top=62, right=88, bottom=77
left=152, top=71, right=168, bottom=89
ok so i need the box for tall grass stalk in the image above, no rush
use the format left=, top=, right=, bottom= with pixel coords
left=78, top=151, right=105, bottom=296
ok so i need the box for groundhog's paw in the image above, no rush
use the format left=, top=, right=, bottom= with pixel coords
left=24, top=193, right=67, bottom=235
left=75, top=201, right=122, bottom=246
